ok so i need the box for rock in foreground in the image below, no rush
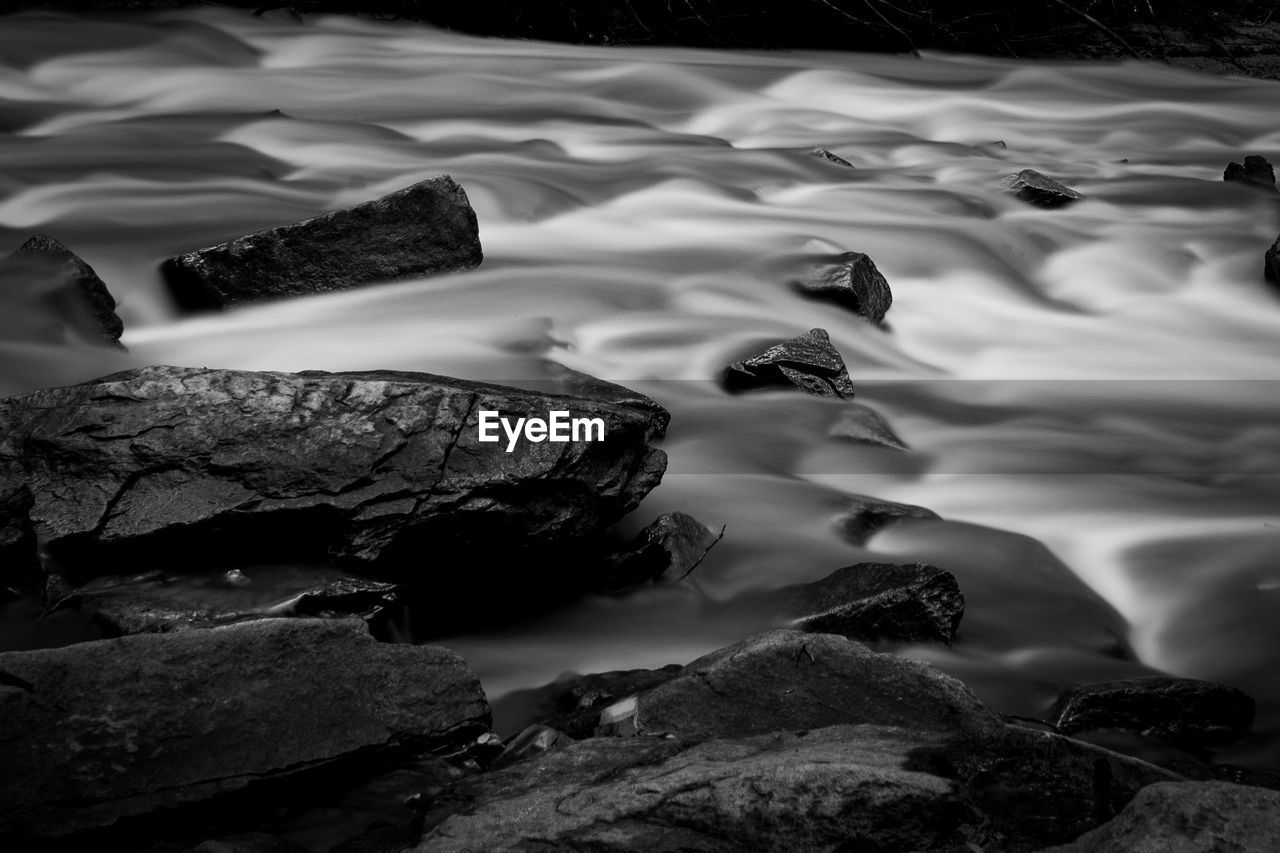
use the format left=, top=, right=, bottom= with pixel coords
left=1004, top=169, right=1085, bottom=208
left=722, top=327, right=856, bottom=399
left=1049, top=676, right=1255, bottom=745
left=0, top=618, right=490, bottom=839
left=0, top=234, right=125, bottom=346
left=780, top=562, right=964, bottom=645
left=1040, top=781, right=1280, bottom=853
left=0, top=365, right=668, bottom=582
left=162, top=176, right=482, bottom=309
left=791, top=251, right=893, bottom=323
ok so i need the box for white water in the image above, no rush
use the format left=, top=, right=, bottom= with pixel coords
left=2, top=9, right=1278, bottom=756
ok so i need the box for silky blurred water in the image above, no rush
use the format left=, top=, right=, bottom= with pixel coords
left=2, top=9, right=1278, bottom=757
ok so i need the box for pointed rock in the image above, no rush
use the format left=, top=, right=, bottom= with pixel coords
left=1004, top=169, right=1084, bottom=208
left=828, top=401, right=909, bottom=449
left=162, top=176, right=483, bottom=310
left=0, top=234, right=124, bottom=346
left=836, top=494, right=940, bottom=544
left=809, top=147, right=854, bottom=168
left=722, top=328, right=856, bottom=399
left=792, top=251, right=893, bottom=323
left=597, top=511, right=720, bottom=590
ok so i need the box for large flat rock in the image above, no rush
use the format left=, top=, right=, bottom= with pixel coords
left=162, top=176, right=482, bottom=309
left=0, top=618, right=490, bottom=839
left=0, top=365, right=668, bottom=581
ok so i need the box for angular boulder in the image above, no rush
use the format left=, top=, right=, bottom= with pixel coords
left=162, top=176, right=483, bottom=310
left=1049, top=676, right=1255, bottom=745
left=791, top=251, right=893, bottom=323
left=1004, top=169, right=1085, bottom=208
left=0, top=234, right=125, bottom=346
left=596, top=511, right=720, bottom=590
left=1038, top=781, right=1280, bottom=853
left=0, top=618, right=491, bottom=839
left=827, top=402, right=909, bottom=450
left=722, top=328, right=856, bottom=399
left=596, top=629, right=1002, bottom=740
left=836, top=493, right=940, bottom=544
left=1223, top=154, right=1276, bottom=189
left=779, top=561, right=964, bottom=645
left=0, top=365, right=668, bottom=582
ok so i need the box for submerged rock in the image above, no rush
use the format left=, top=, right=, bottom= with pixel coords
left=0, top=618, right=491, bottom=839
left=809, top=147, right=854, bottom=168
left=162, top=176, right=482, bottom=309
left=722, top=327, right=856, bottom=399
left=597, top=511, right=720, bottom=590
left=0, top=234, right=125, bottom=346
left=0, top=365, right=668, bottom=583
left=791, top=251, right=893, bottom=323
left=779, top=562, right=964, bottom=645
left=827, top=402, right=909, bottom=450
left=1224, top=154, right=1276, bottom=189
left=1004, top=169, right=1085, bottom=208
left=1049, top=676, right=1255, bottom=745
left=1039, top=780, right=1280, bottom=853
left=836, top=493, right=940, bottom=544
left=1266, top=234, right=1279, bottom=284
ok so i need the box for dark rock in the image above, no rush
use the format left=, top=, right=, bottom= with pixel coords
left=791, top=251, right=893, bottom=323
left=0, top=618, right=491, bottom=839
left=836, top=493, right=940, bottom=544
left=597, top=511, right=720, bottom=590
left=810, top=147, right=853, bottom=167
left=498, top=664, right=684, bottom=739
left=1037, top=780, right=1280, bottom=853
left=57, top=567, right=402, bottom=636
left=492, top=724, right=572, bottom=769
left=722, top=328, right=856, bottom=399
left=0, top=480, right=39, bottom=601
left=1004, top=169, right=1085, bottom=208
left=1049, top=676, right=1255, bottom=745
left=779, top=561, right=964, bottom=645
left=596, top=629, right=1002, bottom=740
left=191, top=835, right=308, bottom=853
left=827, top=402, right=909, bottom=450
left=1224, top=154, right=1276, bottom=189
left=1266, top=234, right=1279, bottom=285
left=0, top=365, right=668, bottom=584
left=161, top=176, right=482, bottom=310
left=0, top=234, right=125, bottom=346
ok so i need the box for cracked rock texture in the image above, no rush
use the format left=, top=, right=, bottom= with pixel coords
left=1037, top=780, right=1280, bottom=853
left=0, top=618, right=490, bottom=839
left=161, top=176, right=482, bottom=309
left=0, top=365, right=668, bottom=581
left=779, top=561, right=964, bottom=645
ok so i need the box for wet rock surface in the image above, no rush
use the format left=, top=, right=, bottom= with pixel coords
left=722, top=327, right=856, bottom=398
left=499, top=664, right=685, bottom=739
left=0, top=365, right=668, bottom=583
left=162, top=176, right=482, bottom=310
left=1049, top=676, right=1256, bottom=745
left=827, top=402, right=910, bottom=450
left=0, top=618, right=491, bottom=840
left=836, top=493, right=941, bottom=544
left=791, top=251, right=893, bottom=323
left=779, top=561, right=964, bottom=645
left=596, top=511, right=720, bottom=590
left=0, top=234, right=125, bottom=347
left=1004, top=169, right=1085, bottom=208
left=809, top=146, right=854, bottom=167
left=1224, top=154, right=1276, bottom=189
left=1038, top=780, right=1280, bottom=853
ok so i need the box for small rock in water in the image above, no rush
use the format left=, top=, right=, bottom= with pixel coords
left=1004, top=169, right=1085, bottom=208
left=791, top=251, right=893, bottom=324
left=162, top=176, right=483, bottom=309
left=1266, top=234, right=1280, bottom=285
left=827, top=402, right=909, bottom=450
left=835, top=494, right=940, bottom=545
left=0, top=234, right=125, bottom=347
left=1049, top=676, right=1255, bottom=744
left=722, top=327, right=856, bottom=399
left=597, top=511, right=721, bottom=590
left=1038, top=781, right=1280, bottom=853
left=1223, top=154, right=1276, bottom=189
left=779, top=561, right=964, bottom=645
left=809, top=147, right=853, bottom=167
left=222, top=568, right=251, bottom=587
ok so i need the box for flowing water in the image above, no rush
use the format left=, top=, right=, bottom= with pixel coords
left=2, top=8, right=1279, bottom=766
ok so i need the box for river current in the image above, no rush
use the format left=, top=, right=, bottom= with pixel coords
left=1, top=9, right=1278, bottom=765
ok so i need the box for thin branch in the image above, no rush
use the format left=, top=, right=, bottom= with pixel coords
left=1046, top=0, right=1144, bottom=59
left=678, top=524, right=726, bottom=580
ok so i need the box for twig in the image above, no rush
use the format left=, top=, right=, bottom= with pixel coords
left=1046, top=0, right=1144, bottom=59
left=677, top=524, right=727, bottom=580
